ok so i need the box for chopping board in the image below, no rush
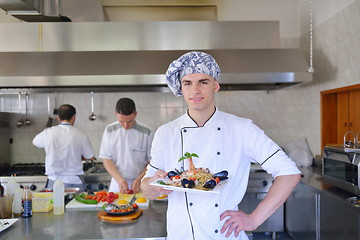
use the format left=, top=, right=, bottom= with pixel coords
left=66, top=192, right=150, bottom=209
left=98, top=209, right=143, bottom=223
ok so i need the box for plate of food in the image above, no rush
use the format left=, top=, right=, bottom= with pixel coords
left=0, top=219, right=18, bottom=233
left=102, top=203, right=138, bottom=216
left=150, top=152, right=229, bottom=194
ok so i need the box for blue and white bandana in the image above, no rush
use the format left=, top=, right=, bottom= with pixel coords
left=165, top=51, right=221, bottom=96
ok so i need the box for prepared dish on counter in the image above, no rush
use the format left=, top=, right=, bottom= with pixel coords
left=102, top=202, right=139, bottom=216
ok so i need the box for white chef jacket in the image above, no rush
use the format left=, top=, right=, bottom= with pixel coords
left=33, top=123, right=95, bottom=184
left=144, top=109, right=300, bottom=240
left=99, top=121, right=152, bottom=192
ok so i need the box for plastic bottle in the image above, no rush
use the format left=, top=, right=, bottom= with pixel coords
left=53, top=180, right=64, bottom=215
left=6, top=175, right=17, bottom=196
left=13, top=188, right=23, bottom=217
left=22, top=185, right=32, bottom=218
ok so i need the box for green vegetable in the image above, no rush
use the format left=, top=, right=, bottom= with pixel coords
left=178, top=152, right=199, bottom=162
left=75, top=193, right=98, bottom=204
left=157, top=180, right=168, bottom=185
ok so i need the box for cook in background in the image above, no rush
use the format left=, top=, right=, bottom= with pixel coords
left=141, top=51, right=301, bottom=240
left=99, top=98, right=153, bottom=193
left=33, top=104, right=95, bottom=193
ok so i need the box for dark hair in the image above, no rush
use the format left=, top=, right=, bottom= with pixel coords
left=58, top=104, right=76, bottom=121
left=115, top=98, right=136, bottom=115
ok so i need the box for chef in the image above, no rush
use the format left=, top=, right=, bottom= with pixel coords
left=33, top=104, right=95, bottom=192
left=141, top=51, right=301, bottom=240
left=99, top=97, right=153, bottom=193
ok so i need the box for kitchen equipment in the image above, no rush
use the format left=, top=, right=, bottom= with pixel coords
left=89, top=91, right=96, bottom=121
left=46, top=94, right=53, bottom=128
left=322, top=145, right=360, bottom=196
left=16, top=92, right=24, bottom=128
left=97, top=208, right=143, bottom=223
left=24, top=92, right=31, bottom=126
left=0, top=175, right=47, bottom=193
left=238, top=164, right=283, bottom=239
left=53, top=92, right=58, bottom=115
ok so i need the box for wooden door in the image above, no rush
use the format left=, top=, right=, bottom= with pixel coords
left=349, top=89, right=360, bottom=135
left=337, top=91, right=349, bottom=144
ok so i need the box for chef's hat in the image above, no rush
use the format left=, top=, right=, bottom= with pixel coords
left=165, top=51, right=221, bottom=96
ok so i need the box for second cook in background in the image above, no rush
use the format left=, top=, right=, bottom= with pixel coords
left=99, top=98, right=153, bottom=193
left=33, top=104, right=96, bottom=192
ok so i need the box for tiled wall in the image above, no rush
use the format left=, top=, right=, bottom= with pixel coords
left=1, top=1, right=360, bottom=165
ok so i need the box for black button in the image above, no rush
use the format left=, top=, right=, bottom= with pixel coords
left=215, top=204, right=218, bottom=207
left=217, top=152, right=220, bottom=155
left=217, top=127, right=221, bottom=131
left=183, top=129, right=187, bottom=133
left=189, top=203, right=193, bottom=206
left=215, top=230, right=218, bottom=233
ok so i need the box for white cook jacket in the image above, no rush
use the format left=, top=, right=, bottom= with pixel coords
left=33, top=123, right=95, bottom=184
left=99, top=121, right=152, bottom=192
left=145, top=109, right=300, bottom=240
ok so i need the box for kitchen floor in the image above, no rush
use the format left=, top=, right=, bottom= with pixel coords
left=253, top=232, right=293, bottom=240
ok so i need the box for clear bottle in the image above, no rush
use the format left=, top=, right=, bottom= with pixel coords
left=22, top=185, right=32, bottom=218
left=53, top=180, right=64, bottom=215
left=6, top=175, right=17, bottom=196
left=13, top=188, right=23, bottom=217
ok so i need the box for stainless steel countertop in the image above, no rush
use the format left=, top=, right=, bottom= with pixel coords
left=0, top=200, right=168, bottom=240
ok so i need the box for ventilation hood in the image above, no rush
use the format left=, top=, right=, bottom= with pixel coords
left=0, top=0, right=107, bottom=22
left=0, top=21, right=312, bottom=92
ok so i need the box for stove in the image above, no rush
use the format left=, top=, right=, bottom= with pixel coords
left=8, top=163, right=46, bottom=176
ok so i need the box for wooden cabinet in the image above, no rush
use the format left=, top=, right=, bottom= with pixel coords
left=336, top=89, right=360, bottom=144
left=321, top=84, right=360, bottom=150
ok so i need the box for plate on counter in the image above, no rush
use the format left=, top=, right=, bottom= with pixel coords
left=150, top=179, right=227, bottom=194
left=0, top=219, right=18, bottom=233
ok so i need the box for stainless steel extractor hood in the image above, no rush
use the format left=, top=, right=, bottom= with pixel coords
left=0, top=0, right=107, bottom=22
left=0, top=21, right=312, bottom=92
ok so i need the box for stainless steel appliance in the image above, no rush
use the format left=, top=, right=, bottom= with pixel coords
left=83, top=163, right=111, bottom=191
left=322, top=144, right=360, bottom=196
left=0, top=112, right=10, bottom=173
left=238, top=164, right=283, bottom=240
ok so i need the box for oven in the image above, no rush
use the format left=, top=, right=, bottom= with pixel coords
left=322, top=145, right=360, bottom=196
left=0, top=162, right=111, bottom=193
left=238, top=164, right=283, bottom=240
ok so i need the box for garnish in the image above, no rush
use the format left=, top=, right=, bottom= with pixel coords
left=178, top=152, right=199, bottom=171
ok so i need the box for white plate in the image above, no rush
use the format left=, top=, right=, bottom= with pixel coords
left=150, top=179, right=227, bottom=194
left=0, top=219, right=18, bottom=233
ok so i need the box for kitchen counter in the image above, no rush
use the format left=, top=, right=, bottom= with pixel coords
left=0, top=200, right=168, bottom=240
left=298, top=165, right=360, bottom=212
left=2, top=165, right=357, bottom=239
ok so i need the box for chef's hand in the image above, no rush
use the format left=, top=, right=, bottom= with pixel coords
left=132, top=177, right=141, bottom=193
left=141, top=170, right=172, bottom=199
left=117, top=178, right=129, bottom=194
left=220, top=210, right=258, bottom=238
left=152, top=170, right=173, bottom=195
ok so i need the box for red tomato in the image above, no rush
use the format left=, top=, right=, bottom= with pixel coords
left=215, top=177, right=220, bottom=184
left=132, top=203, right=138, bottom=209
left=172, top=175, right=181, bottom=180
left=126, top=189, right=134, bottom=194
